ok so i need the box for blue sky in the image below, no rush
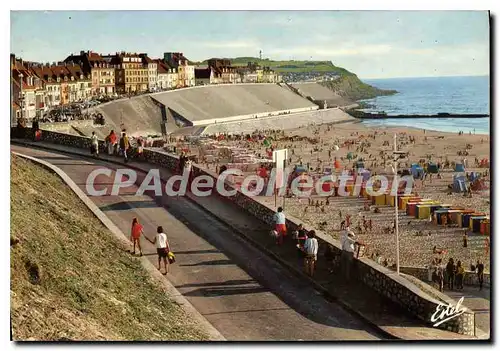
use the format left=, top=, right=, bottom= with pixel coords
left=11, top=11, right=489, bottom=79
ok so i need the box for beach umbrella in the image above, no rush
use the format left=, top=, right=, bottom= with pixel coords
left=333, top=145, right=339, bottom=151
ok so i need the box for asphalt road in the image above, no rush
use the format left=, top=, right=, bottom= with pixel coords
left=11, top=144, right=386, bottom=341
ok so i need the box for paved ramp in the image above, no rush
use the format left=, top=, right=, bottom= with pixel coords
left=88, top=95, right=167, bottom=138
left=151, top=84, right=317, bottom=124
left=11, top=144, right=385, bottom=341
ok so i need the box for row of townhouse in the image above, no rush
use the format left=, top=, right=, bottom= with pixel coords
left=11, top=55, right=93, bottom=122
left=194, top=59, right=282, bottom=85
left=11, top=51, right=282, bottom=123
left=65, top=51, right=196, bottom=95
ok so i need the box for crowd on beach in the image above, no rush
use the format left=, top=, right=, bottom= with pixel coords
left=167, top=121, right=490, bottom=275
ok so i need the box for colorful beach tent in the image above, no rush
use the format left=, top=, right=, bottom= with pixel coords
left=411, top=164, right=424, bottom=179
left=453, top=175, right=468, bottom=193
left=455, top=163, right=465, bottom=172
left=427, top=163, right=439, bottom=174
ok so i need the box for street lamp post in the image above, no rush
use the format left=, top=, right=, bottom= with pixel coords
left=393, top=133, right=400, bottom=275
left=19, top=73, right=24, bottom=122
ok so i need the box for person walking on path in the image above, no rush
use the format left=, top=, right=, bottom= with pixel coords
left=303, top=230, right=319, bottom=277
left=146, top=226, right=171, bottom=274
left=341, top=227, right=356, bottom=280
left=130, top=217, right=144, bottom=256
left=477, top=260, right=485, bottom=290
left=178, top=152, right=188, bottom=174
left=119, top=131, right=130, bottom=163
left=273, top=207, right=287, bottom=245
left=446, top=258, right=456, bottom=290
left=32, top=117, right=40, bottom=141
left=106, top=130, right=117, bottom=155
left=90, top=131, right=99, bottom=157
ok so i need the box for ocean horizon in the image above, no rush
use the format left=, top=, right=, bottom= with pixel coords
left=358, top=75, right=490, bottom=134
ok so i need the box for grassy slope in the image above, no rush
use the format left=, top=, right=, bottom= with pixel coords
left=319, top=75, right=398, bottom=101
left=10, top=155, right=208, bottom=341
left=194, top=56, right=397, bottom=101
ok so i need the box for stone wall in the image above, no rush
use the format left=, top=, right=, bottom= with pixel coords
left=401, top=266, right=490, bottom=289
left=19, top=129, right=477, bottom=336
left=40, top=120, right=95, bottom=132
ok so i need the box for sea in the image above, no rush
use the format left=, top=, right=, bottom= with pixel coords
left=359, top=76, right=490, bottom=135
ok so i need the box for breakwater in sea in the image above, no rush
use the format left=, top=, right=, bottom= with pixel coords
left=345, top=110, right=489, bottom=119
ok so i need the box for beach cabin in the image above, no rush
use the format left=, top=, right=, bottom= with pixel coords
left=470, top=216, right=489, bottom=233
left=480, top=219, right=490, bottom=235
left=416, top=204, right=433, bottom=219
left=462, top=213, right=485, bottom=228
left=401, top=196, right=421, bottom=211
left=407, top=199, right=434, bottom=217
left=444, top=210, right=463, bottom=225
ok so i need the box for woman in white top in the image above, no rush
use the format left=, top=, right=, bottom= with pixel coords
left=303, top=230, right=319, bottom=277
left=146, top=226, right=171, bottom=274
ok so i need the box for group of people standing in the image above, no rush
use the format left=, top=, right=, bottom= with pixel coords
left=272, top=207, right=360, bottom=279
left=90, top=129, right=140, bottom=163
left=432, top=257, right=485, bottom=292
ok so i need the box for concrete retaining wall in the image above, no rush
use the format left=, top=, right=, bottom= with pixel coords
left=18, top=128, right=476, bottom=336
left=190, top=106, right=319, bottom=126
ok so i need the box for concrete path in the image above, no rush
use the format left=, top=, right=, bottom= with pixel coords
left=11, top=141, right=489, bottom=340
left=11, top=144, right=385, bottom=341
left=444, top=286, right=490, bottom=338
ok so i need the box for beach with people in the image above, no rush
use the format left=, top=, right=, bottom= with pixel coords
left=166, top=120, right=490, bottom=272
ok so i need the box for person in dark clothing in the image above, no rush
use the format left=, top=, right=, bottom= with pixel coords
left=446, top=258, right=456, bottom=290
left=294, top=224, right=308, bottom=256
left=477, top=260, right=485, bottom=290
left=32, top=117, right=40, bottom=141
left=178, top=152, right=188, bottom=173
left=218, top=164, right=228, bottom=176
left=463, top=231, right=468, bottom=248
left=456, top=260, right=465, bottom=289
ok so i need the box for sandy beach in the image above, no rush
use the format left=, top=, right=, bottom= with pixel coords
left=170, top=120, right=491, bottom=272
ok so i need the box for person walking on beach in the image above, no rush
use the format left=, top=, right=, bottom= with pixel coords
left=119, top=131, right=130, bottom=162
left=146, top=226, right=171, bottom=274
left=90, top=131, right=99, bottom=157
left=273, top=207, right=287, bottom=245
left=341, top=227, right=356, bottom=280
left=303, top=230, right=319, bottom=277
left=130, top=217, right=144, bottom=256
left=477, top=260, right=484, bottom=291
left=456, top=260, right=465, bottom=290
left=446, top=258, right=456, bottom=290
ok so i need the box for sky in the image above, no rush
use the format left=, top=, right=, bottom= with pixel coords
left=10, top=11, right=490, bottom=79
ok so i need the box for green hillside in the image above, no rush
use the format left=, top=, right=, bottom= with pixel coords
left=196, top=57, right=352, bottom=75
left=319, top=75, right=398, bottom=101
